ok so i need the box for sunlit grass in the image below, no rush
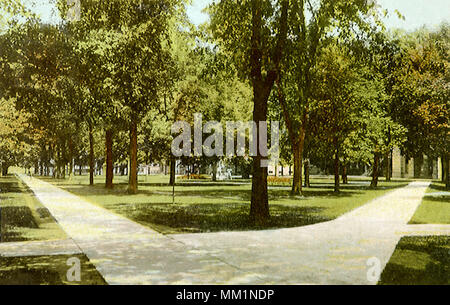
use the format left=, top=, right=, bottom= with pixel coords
left=40, top=174, right=410, bottom=234
left=409, top=181, right=450, bottom=224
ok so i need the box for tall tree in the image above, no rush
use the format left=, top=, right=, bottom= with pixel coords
left=208, top=0, right=289, bottom=224
left=277, top=0, right=382, bottom=194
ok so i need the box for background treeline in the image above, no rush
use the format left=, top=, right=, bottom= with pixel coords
left=0, top=0, right=448, bottom=223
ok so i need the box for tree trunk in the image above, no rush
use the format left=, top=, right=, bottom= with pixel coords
left=292, top=132, right=305, bottom=195
left=371, top=153, right=380, bottom=188
left=1, top=164, right=8, bottom=176
left=34, top=162, right=39, bottom=175
left=89, top=124, right=94, bottom=186
left=128, top=121, right=138, bottom=194
left=249, top=89, right=270, bottom=225
left=56, top=145, right=62, bottom=179
left=304, top=158, right=310, bottom=188
left=212, top=161, right=217, bottom=182
left=342, top=163, right=348, bottom=184
left=446, top=155, right=450, bottom=190
left=441, top=156, right=447, bottom=183
left=385, top=151, right=391, bottom=182
left=169, top=156, right=176, bottom=186
left=68, top=138, right=74, bottom=180
left=334, top=141, right=340, bottom=193
left=105, top=129, right=114, bottom=189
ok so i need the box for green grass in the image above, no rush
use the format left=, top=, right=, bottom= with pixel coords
left=41, top=174, right=410, bottom=234
left=409, top=182, right=450, bottom=224
left=0, top=175, right=67, bottom=242
left=378, top=236, right=449, bottom=285
left=0, top=254, right=107, bottom=285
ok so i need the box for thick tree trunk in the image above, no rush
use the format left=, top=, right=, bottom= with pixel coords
left=371, top=153, right=380, bottom=188
left=304, top=158, right=310, bottom=188
left=248, top=0, right=288, bottom=224
left=128, top=121, right=138, bottom=194
left=385, top=151, right=391, bottom=182
left=89, top=124, right=94, bottom=186
left=169, top=156, right=176, bottom=186
left=334, top=142, right=340, bottom=193
left=249, top=89, right=269, bottom=225
left=105, top=129, right=114, bottom=189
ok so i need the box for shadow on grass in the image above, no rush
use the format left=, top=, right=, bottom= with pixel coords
left=421, top=196, right=450, bottom=203
left=429, top=183, right=448, bottom=192
left=0, top=254, right=107, bottom=285
left=379, top=236, right=449, bottom=285
left=108, top=202, right=330, bottom=233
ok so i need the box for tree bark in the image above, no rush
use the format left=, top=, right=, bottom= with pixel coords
left=385, top=151, right=391, bottom=182
left=67, top=138, right=74, bottom=180
left=1, top=164, right=8, bottom=176
left=169, top=156, right=176, bottom=186
left=248, top=0, right=288, bottom=225
left=212, top=160, right=217, bottom=182
left=292, top=131, right=305, bottom=194
left=105, top=129, right=114, bottom=189
left=342, top=163, right=348, bottom=184
left=249, top=87, right=270, bottom=224
left=89, top=124, right=94, bottom=186
left=334, top=141, right=340, bottom=193
left=442, top=156, right=447, bottom=183
left=371, top=153, right=380, bottom=188
left=446, top=155, right=450, bottom=190
left=304, top=158, right=310, bottom=188
left=128, top=121, right=138, bottom=194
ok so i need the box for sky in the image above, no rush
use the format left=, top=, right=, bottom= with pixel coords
left=26, top=0, right=450, bottom=32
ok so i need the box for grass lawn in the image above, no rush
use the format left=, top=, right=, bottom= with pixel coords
left=409, top=181, right=450, bottom=224
left=40, top=174, right=410, bottom=234
left=378, top=236, right=449, bottom=285
left=0, top=175, right=67, bottom=242
left=0, top=254, right=107, bottom=285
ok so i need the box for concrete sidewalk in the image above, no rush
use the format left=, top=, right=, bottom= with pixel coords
left=172, top=181, right=433, bottom=284
left=17, top=175, right=441, bottom=284
left=17, top=175, right=245, bottom=285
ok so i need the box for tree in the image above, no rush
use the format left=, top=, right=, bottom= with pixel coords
left=61, top=0, right=180, bottom=193
left=277, top=0, right=384, bottom=194
left=391, top=24, right=449, bottom=186
left=208, top=0, right=289, bottom=224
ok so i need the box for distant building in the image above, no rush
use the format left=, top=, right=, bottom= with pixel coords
left=392, top=147, right=442, bottom=179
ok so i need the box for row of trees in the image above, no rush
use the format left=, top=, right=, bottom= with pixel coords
left=0, top=0, right=448, bottom=224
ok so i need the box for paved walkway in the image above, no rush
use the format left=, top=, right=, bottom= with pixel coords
left=11, top=176, right=448, bottom=284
